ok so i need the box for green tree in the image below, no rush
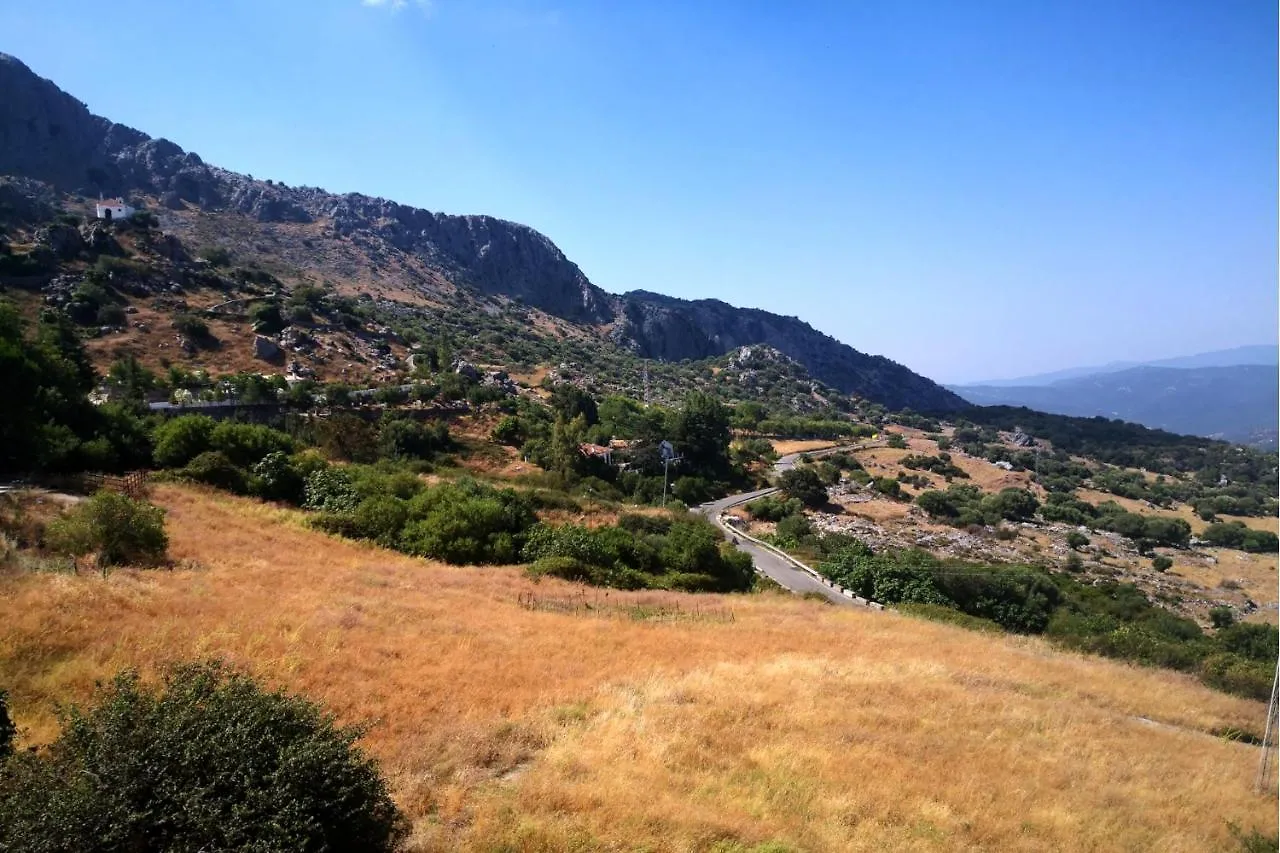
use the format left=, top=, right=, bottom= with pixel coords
left=872, top=476, right=902, bottom=499
left=491, top=415, right=523, bottom=446
left=249, top=301, right=285, bottom=335
left=45, top=491, right=168, bottom=567
left=779, top=467, right=828, bottom=508
left=0, top=662, right=405, bottom=852
left=0, top=301, right=99, bottom=474
left=550, top=384, right=599, bottom=426
left=1209, top=606, right=1236, bottom=630
left=669, top=391, right=732, bottom=475
left=105, top=354, right=157, bottom=404
left=152, top=415, right=217, bottom=468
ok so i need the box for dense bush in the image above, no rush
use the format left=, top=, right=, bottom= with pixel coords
left=0, top=662, right=405, bottom=851
left=900, top=453, right=967, bottom=479
left=815, top=532, right=1277, bottom=698
left=871, top=476, right=902, bottom=499
left=152, top=415, right=216, bottom=468
left=1199, top=521, right=1278, bottom=553
left=396, top=479, right=535, bottom=565
left=45, top=491, right=167, bottom=566
left=179, top=450, right=250, bottom=492
left=522, top=514, right=754, bottom=591
left=304, top=467, right=362, bottom=513
left=915, top=485, right=1039, bottom=527
left=745, top=494, right=804, bottom=522
left=377, top=414, right=450, bottom=461
left=172, top=313, right=213, bottom=343
left=778, top=467, right=828, bottom=508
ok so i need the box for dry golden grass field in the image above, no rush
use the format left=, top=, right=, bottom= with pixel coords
left=1, top=485, right=1276, bottom=851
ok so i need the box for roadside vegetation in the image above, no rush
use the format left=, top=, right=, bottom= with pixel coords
left=806, top=533, right=1277, bottom=700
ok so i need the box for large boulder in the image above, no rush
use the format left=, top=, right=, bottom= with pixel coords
left=253, top=334, right=282, bottom=362
left=34, top=223, right=84, bottom=258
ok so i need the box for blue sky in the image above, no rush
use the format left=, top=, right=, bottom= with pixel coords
left=4, top=0, right=1275, bottom=383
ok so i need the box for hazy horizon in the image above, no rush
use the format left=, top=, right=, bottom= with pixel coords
left=4, top=0, right=1275, bottom=385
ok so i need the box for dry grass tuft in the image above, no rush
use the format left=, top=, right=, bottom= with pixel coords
left=0, top=484, right=1274, bottom=851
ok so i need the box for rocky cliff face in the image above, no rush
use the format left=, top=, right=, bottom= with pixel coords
left=0, top=52, right=966, bottom=413
left=610, top=291, right=964, bottom=412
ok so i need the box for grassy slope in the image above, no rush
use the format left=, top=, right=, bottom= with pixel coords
left=0, top=484, right=1275, bottom=851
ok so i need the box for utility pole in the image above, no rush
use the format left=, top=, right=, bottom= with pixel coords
left=1257, top=659, right=1279, bottom=793
left=659, top=440, right=681, bottom=507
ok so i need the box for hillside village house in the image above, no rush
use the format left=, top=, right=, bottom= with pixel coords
left=94, top=198, right=134, bottom=221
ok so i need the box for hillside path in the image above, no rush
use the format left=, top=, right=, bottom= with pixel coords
left=697, top=444, right=880, bottom=608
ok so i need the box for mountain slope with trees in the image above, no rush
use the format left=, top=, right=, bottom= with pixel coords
left=0, top=52, right=964, bottom=414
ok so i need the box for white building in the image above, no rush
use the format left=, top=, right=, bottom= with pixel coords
left=94, top=199, right=135, bottom=221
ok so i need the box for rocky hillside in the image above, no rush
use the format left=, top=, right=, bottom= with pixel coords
left=0, top=52, right=965, bottom=413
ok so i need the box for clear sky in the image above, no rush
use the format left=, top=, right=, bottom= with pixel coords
left=4, top=0, right=1275, bottom=383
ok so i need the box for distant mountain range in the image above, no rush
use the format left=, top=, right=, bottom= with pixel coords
left=950, top=360, right=1279, bottom=448
left=963, top=345, right=1278, bottom=388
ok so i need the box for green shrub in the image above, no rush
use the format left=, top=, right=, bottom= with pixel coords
left=774, top=513, right=812, bottom=546
left=198, top=246, right=232, bottom=267
left=871, top=477, right=902, bottom=499
left=179, top=451, right=250, bottom=493
left=898, top=602, right=1002, bottom=632
left=351, top=496, right=410, bottom=546
left=95, top=303, right=126, bottom=326
left=745, top=494, right=804, bottom=522
left=526, top=555, right=598, bottom=584
left=210, top=421, right=294, bottom=468
left=778, top=467, right=828, bottom=507
left=249, top=301, right=285, bottom=335
left=0, top=662, right=405, bottom=851
left=491, top=415, right=523, bottom=446
left=397, top=479, right=534, bottom=565
left=304, top=467, right=361, bottom=513
left=45, top=491, right=167, bottom=566
left=1066, top=531, right=1089, bottom=550
left=173, top=313, right=212, bottom=342
left=377, top=415, right=450, bottom=461
left=886, top=432, right=907, bottom=449
left=152, top=414, right=216, bottom=468
left=1209, top=606, right=1236, bottom=630
left=1151, top=555, right=1173, bottom=572
left=251, top=451, right=307, bottom=504
left=1201, top=521, right=1279, bottom=553
left=1199, top=653, right=1275, bottom=701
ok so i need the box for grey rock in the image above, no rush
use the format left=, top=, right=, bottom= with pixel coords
left=452, top=360, right=480, bottom=381
left=34, top=222, right=84, bottom=257
left=254, top=334, right=282, bottom=362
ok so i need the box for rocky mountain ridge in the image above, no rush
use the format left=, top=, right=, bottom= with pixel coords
left=0, top=52, right=966, bottom=413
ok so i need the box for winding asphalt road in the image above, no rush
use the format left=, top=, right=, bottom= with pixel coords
left=698, top=445, right=870, bottom=607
